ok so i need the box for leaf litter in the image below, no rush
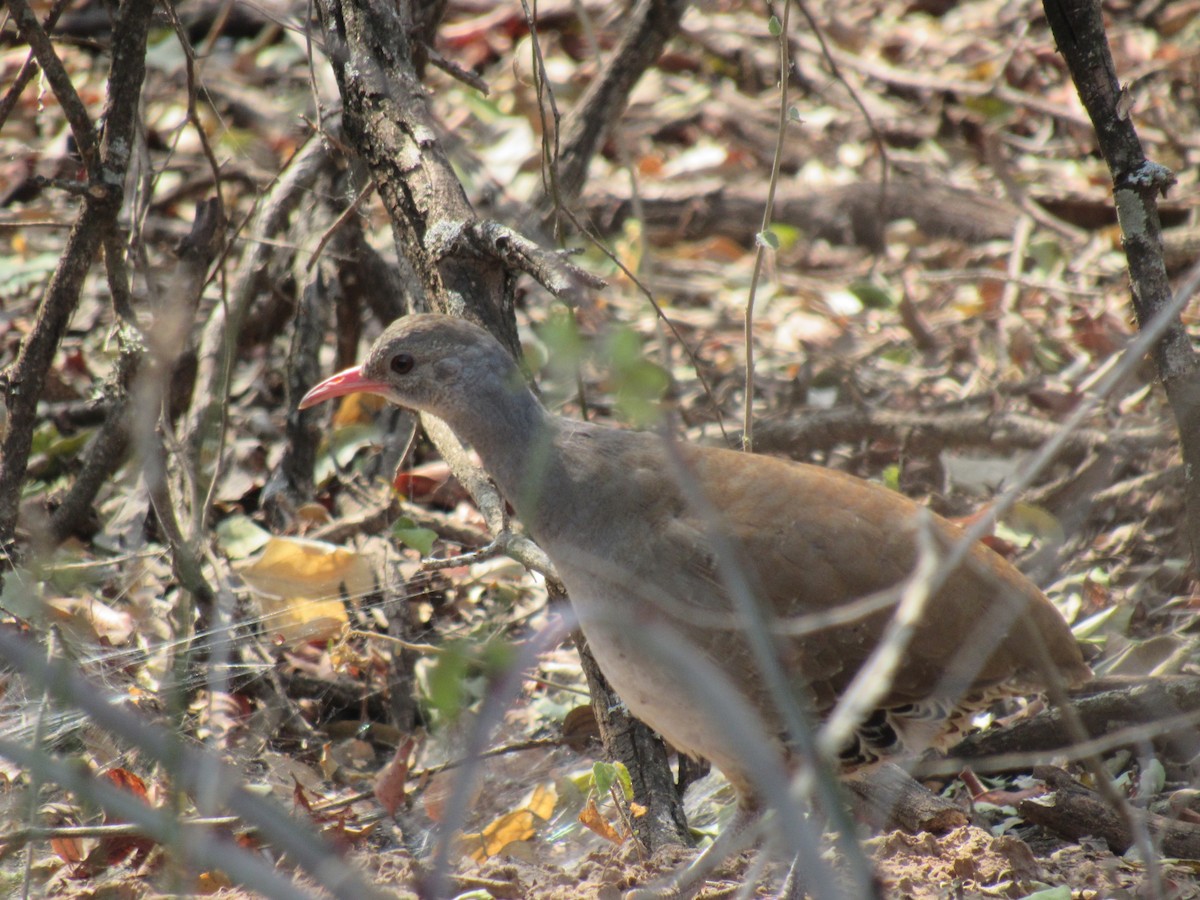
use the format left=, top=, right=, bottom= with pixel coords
left=2, top=0, right=1200, bottom=896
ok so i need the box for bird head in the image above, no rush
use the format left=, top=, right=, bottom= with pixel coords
left=298, top=314, right=520, bottom=416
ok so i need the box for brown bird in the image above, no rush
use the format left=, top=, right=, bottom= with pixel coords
left=300, top=314, right=1089, bottom=887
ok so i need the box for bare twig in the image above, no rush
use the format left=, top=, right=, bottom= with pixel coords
left=5, top=0, right=99, bottom=175
left=0, top=0, right=72, bottom=134
left=0, top=0, right=155, bottom=579
left=743, top=0, right=793, bottom=452
left=0, top=628, right=388, bottom=899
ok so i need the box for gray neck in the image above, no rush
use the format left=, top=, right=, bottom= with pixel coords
left=441, top=380, right=563, bottom=530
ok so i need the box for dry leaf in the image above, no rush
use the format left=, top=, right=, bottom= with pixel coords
left=46, top=596, right=134, bottom=646
left=237, top=537, right=375, bottom=645
left=94, top=768, right=156, bottom=870
left=579, top=796, right=623, bottom=844
left=374, top=737, right=416, bottom=816
left=458, top=782, right=557, bottom=861
left=196, top=871, right=234, bottom=893
left=561, top=705, right=601, bottom=751
left=332, top=392, right=386, bottom=427
left=527, top=782, right=556, bottom=820
left=461, top=809, right=540, bottom=862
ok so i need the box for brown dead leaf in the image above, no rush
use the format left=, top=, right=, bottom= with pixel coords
left=323, top=816, right=377, bottom=851
left=392, top=460, right=468, bottom=506
left=296, top=502, right=332, bottom=527
left=190, top=691, right=252, bottom=746
left=91, top=768, right=156, bottom=871
left=47, top=801, right=87, bottom=868
left=46, top=596, right=135, bottom=646
left=422, top=768, right=481, bottom=824
left=677, top=236, right=745, bottom=263
left=561, top=705, right=601, bottom=751
left=374, top=737, right=417, bottom=817
left=972, top=783, right=1048, bottom=806
left=579, top=796, right=623, bottom=844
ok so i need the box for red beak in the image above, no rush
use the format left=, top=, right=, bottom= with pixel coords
left=298, top=366, right=393, bottom=409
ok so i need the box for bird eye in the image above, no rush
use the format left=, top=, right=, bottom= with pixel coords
left=390, top=353, right=414, bottom=375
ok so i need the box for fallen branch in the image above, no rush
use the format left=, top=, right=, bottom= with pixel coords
left=1020, top=766, right=1200, bottom=858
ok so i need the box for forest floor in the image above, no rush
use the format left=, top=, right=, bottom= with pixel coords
left=2, top=0, right=1200, bottom=896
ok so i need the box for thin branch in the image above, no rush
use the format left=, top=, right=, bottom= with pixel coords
left=0, top=0, right=72, bottom=133
left=5, top=0, right=99, bottom=176
left=743, top=0, right=793, bottom=452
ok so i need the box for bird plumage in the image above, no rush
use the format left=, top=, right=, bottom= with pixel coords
left=301, top=313, right=1090, bottom=800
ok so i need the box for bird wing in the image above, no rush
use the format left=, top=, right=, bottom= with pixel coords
left=673, top=445, right=1088, bottom=710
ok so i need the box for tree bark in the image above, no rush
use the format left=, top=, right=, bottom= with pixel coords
left=0, top=0, right=155, bottom=578
left=311, top=0, right=689, bottom=851
left=1044, top=0, right=1200, bottom=571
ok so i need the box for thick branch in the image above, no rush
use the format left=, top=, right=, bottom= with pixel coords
left=0, top=0, right=155, bottom=574
left=6, top=0, right=99, bottom=174
left=1020, top=766, right=1200, bottom=859
left=547, top=0, right=690, bottom=208
left=745, top=405, right=1169, bottom=462
left=1044, top=0, right=1200, bottom=569
left=310, top=0, right=684, bottom=850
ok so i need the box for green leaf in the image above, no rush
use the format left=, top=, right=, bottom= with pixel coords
left=770, top=223, right=801, bottom=250
left=592, top=761, right=617, bottom=798
left=392, top=516, right=438, bottom=557
left=880, top=464, right=901, bottom=492
left=313, top=422, right=382, bottom=484
left=962, top=95, right=1013, bottom=121
left=848, top=280, right=895, bottom=310
left=216, top=514, right=273, bottom=560
left=756, top=229, right=780, bottom=250
left=613, top=762, right=633, bottom=800
left=0, top=252, right=60, bottom=295
left=426, top=642, right=470, bottom=721
left=606, top=328, right=670, bottom=428
left=1027, top=239, right=1066, bottom=277
left=536, top=309, right=586, bottom=383
left=46, top=429, right=92, bottom=461
left=481, top=637, right=518, bottom=675
left=0, top=572, right=44, bottom=621
left=767, top=15, right=782, bottom=36
left=881, top=347, right=914, bottom=365
left=1071, top=603, right=1132, bottom=640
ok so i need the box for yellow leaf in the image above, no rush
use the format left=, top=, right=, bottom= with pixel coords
left=461, top=809, right=539, bottom=862
left=332, top=392, right=386, bottom=427
left=238, top=537, right=375, bottom=600
left=527, top=782, right=556, bottom=820
left=457, top=782, right=557, bottom=862
left=237, top=537, right=375, bottom=645
left=254, top=594, right=347, bottom=645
